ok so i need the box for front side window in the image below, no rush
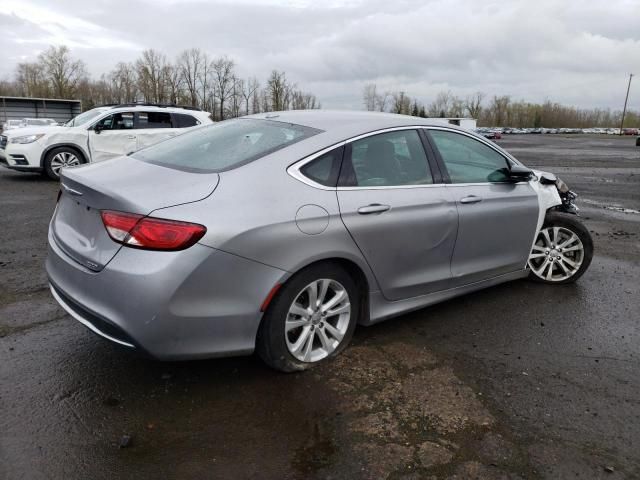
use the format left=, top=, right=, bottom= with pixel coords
left=429, top=130, right=510, bottom=183
left=94, top=112, right=135, bottom=130
left=132, top=118, right=322, bottom=173
left=339, top=130, right=433, bottom=187
left=136, top=112, right=172, bottom=129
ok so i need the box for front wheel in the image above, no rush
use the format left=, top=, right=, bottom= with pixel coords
left=43, top=147, right=84, bottom=180
left=528, top=212, right=593, bottom=284
left=257, top=263, right=360, bottom=372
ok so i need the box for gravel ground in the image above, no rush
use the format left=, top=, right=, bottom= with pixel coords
left=1, top=134, right=639, bottom=479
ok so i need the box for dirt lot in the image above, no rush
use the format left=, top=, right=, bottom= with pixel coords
left=1, top=134, right=639, bottom=479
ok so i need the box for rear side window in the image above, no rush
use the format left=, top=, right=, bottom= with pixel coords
left=429, top=130, right=510, bottom=183
left=339, top=130, right=433, bottom=187
left=132, top=119, right=322, bottom=173
left=136, top=112, right=172, bottom=129
left=299, top=147, right=343, bottom=187
left=173, top=113, right=200, bottom=128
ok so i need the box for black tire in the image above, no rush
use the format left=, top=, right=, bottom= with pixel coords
left=43, top=147, right=85, bottom=181
left=257, top=263, right=360, bottom=372
left=528, top=212, right=593, bottom=284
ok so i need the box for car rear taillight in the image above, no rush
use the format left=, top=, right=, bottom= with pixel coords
left=100, top=210, right=206, bottom=251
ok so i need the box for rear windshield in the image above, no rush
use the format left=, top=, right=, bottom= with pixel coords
left=132, top=118, right=322, bottom=173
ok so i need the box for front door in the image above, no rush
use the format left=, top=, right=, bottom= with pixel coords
left=89, top=112, right=137, bottom=162
left=427, top=128, right=539, bottom=286
left=337, top=128, right=458, bottom=301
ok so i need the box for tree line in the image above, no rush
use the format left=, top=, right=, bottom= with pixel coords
left=363, top=84, right=639, bottom=128
left=0, top=46, right=320, bottom=120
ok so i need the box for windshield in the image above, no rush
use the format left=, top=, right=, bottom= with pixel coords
left=64, top=108, right=109, bottom=127
left=132, top=118, right=323, bottom=173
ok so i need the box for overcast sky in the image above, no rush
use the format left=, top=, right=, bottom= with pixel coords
left=0, top=0, right=638, bottom=110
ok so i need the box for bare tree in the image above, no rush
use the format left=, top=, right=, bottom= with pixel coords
left=428, top=90, right=453, bottom=117
left=363, top=83, right=378, bottom=111
left=240, top=77, right=260, bottom=116
left=16, top=62, right=49, bottom=97
left=38, top=46, right=87, bottom=98
left=291, top=90, right=319, bottom=110
left=266, top=70, right=289, bottom=111
left=375, top=90, right=390, bottom=112
left=197, top=53, right=212, bottom=111
left=163, top=63, right=182, bottom=105
left=464, top=92, right=484, bottom=119
left=392, top=91, right=411, bottom=114
left=487, top=95, right=511, bottom=126
left=136, top=49, right=168, bottom=103
left=178, top=48, right=203, bottom=107
left=211, top=56, right=235, bottom=120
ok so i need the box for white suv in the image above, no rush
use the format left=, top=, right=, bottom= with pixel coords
left=0, top=104, right=212, bottom=179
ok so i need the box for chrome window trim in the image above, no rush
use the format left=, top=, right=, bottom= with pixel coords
left=286, top=141, right=347, bottom=191
left=287, top=126, right=437, bottom=190
left=287, top=125, right=525, bottom=191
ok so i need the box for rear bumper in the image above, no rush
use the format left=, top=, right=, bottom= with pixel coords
left=46, top=229, right=288, bottom=360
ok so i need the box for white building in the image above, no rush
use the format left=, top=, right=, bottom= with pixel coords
left=428, top=117, right=477, bottom=130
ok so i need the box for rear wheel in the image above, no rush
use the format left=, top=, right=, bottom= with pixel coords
left=43, top=147, right=84, bottom=180
left=528, top=212, right=593, bottom=284
left=257, top=263, right=359, bottom=372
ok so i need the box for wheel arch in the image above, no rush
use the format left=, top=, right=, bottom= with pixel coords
left=40, top=143, right=89, bottom=168
left=261, top=256, right=373, bottom=336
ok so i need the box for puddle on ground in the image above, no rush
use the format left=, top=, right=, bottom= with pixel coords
left=581, top=198, right=640, bottom=215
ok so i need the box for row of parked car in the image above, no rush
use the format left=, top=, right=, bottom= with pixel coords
left=1, top=118, right=60, bottom=131
left=476, top=126, right=639, bottom=137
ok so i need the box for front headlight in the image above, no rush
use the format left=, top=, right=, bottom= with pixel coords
left=555, top=177, right=570, bottom=193
left=10, top=134, right=46, bottom=144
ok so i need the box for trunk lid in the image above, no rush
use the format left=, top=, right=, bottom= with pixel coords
left=52, top=156, right=219, bottom=271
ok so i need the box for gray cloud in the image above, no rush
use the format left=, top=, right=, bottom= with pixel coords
left=0, top=0, right=638, bottom=109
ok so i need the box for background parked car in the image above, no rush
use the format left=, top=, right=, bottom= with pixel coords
left=2, top=119, right=23, bottom=131
left=0, top=103, right=212, bottom=179
left=21, top=118, right=58, bottom=127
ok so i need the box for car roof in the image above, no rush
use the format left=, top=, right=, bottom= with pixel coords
left=246, top=110, right=456, bottom=136
left=106, top=105, right=210, bottom=117
left=242, top=110, right=470, bottom=147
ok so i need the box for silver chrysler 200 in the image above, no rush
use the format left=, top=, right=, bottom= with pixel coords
left=46, top=111, right=593, bottom=371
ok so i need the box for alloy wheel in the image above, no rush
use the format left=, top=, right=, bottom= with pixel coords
left=285, top=279, right=351, bottom=362
left=528, top=226, right=585, bottom=282
left=50, top=151, right=80, bottom=176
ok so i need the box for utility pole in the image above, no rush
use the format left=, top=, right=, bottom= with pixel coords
left=619, top=73, right=633, bottom=135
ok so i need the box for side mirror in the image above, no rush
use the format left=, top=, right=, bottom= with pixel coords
left=94, top=124, right=102, bottom=134
left=508, top=164, right=533, bottom=181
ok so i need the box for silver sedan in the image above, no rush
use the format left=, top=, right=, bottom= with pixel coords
left=46, top=111, right=593, bottom=371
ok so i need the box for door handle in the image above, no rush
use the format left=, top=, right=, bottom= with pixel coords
left=126, top=135, right=136, bottom=139
left=460, top=195, right=482, bottom=204
left=357, top=204, right=391, bottom=214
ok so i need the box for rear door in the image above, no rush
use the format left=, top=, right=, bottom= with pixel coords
left=134, top=111, right=178, bottom=150
left=337, top=128, right=458, bottom=301
left=426, top=128, right=539, bottom=286
left=88, top=112, right=137, bottom=162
